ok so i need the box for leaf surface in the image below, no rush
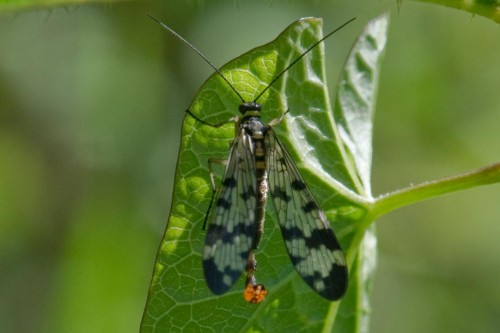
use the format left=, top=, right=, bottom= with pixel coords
left=141, top=15, right=389, bottom=333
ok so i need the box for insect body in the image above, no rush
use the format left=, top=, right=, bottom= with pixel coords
left=201, top=101, right=348, bottom=303
left=150, top=16, right=354, bottom=303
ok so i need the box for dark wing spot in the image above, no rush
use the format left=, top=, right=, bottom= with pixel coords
left=240, top=191, right=251, bottom=201
left=216, top=198, right=231, bottom=210
left=303, top=201, right=319, bottom=213
left=203, top=257, right=242, bottom=294
left=321, top=264, right=348, bottom=300
left=205, top=224, right=224, bottom=244
left=301, top=268, right=347, bottom=300
left=304, top=229, right=339, bottom=251
left=291, top=180, right=306, bottom=191
left=240, top=186, right=256, bottom=201
left=281, top=225, right=304, bottom=242
left=272, top=186, right=291, bottom=202
left=281, top=226, right=307, bottom=263
left=222, top=177, right=237, bottom=188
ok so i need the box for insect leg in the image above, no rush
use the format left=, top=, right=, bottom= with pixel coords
left=202, top=158, right=228, bottom=230
left=267, top=109, right=289, bottom=128
left=185, top=110, right=239, bottom=230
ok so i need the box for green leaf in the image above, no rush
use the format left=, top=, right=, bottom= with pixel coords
left=142, top=14, right=389, bottom=333
left=333, top=14, right=389, bottom=333
left=409, top=0, right=500, bottom=24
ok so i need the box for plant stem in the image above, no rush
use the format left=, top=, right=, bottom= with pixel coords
left=372, top=162, right=500, bottom=218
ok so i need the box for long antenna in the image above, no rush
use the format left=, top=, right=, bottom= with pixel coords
left=148, top=15, right=246, bottom=103
left=253, top=17, right=356, bottom=103
left=148, top=15, right=355, bottom=105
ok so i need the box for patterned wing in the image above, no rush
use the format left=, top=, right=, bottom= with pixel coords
left=266, top=130, right=348, bottom=300
left=202, top=128, right=258, bottom=294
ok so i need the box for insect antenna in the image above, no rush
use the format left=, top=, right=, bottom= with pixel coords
left=253, top=17, right=356, bottom=103
left=147, top=15, right=246, bottom=104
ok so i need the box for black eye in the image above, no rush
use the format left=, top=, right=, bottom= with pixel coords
left=239, top=102, right=262, bottom=114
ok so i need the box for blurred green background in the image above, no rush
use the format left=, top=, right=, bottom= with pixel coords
left=1, top=1, right=499, bottom=332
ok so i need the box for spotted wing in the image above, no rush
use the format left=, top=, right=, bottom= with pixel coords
left=202, top=128, right=257, bottom=294
left=266, top=130, right=348, bottom=300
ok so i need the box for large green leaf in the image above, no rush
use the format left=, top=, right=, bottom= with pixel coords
left=141, top=15, right=389, bottom=333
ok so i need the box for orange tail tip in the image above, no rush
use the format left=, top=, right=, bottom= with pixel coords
left=243, top=283, right=267, bottom=304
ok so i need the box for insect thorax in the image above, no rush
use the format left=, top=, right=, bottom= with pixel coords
left=242, top=117, right=269, bottom=139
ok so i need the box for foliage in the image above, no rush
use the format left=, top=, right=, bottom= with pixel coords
left=140, top=15, right=390, bottom=333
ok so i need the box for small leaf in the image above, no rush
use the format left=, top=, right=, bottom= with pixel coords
left=410, top=0, right=500, bottom=24
left=333, top=13, right=389, bottom=333
left=334, top=13, right=389, bottom=197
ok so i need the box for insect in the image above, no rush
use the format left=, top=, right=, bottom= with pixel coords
left=149, top=16, right=354, bottom=303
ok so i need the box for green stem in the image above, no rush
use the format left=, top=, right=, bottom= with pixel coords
left=372, top=162, right=500, bottom=218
